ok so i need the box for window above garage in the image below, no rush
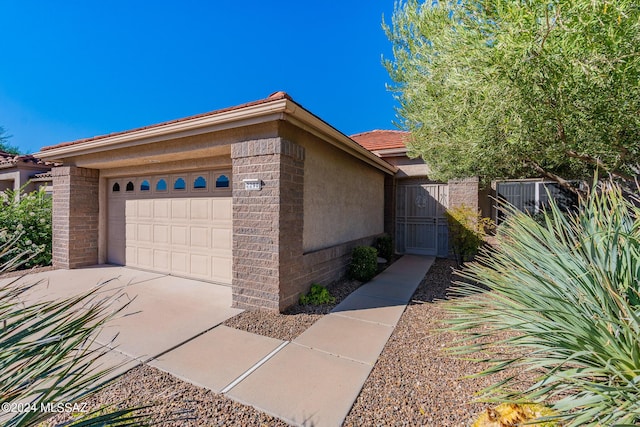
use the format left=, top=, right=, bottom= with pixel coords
left=108, top=170, right=231, bottom=199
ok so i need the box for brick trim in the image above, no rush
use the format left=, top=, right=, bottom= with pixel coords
left=52, top=166, right=99, bottom=269
left=231, top=138, right=305, bottom=161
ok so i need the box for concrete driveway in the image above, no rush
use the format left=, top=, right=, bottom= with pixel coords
left=1, top=265, right=241, bottom=378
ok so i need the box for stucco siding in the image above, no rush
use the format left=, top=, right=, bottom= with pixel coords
left=302, top=137, right=385, bottom=253
left=383, top=155, right=431, bottom=178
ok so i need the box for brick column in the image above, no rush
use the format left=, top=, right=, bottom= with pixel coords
left=448, top=177, right=479, bottom=210
left=52, top=166, right=99, bottom=269
left=231, top=138, right=305, bottom=311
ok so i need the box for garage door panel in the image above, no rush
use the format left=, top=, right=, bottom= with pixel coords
left=153, top=224, right=170, bottom=244
left=190, top=199, right=210, bottom=220
left=171, top=225, right=189, bottom=246
left=212, top=257, right=232, bottom=282
left=212, top=199, right=231, bottom=220
left=137, top=223, right=153, bottom=242
left=113, top=191, right=232, bottom=285
left=171, top=252, right=188, bottom=274
left=154, top=199, right=170, bottom=219
left=137, top=247, right=154, bottom=267
left=190, top=226, right=209, bottom=248
left=126, top=246, right=137, bottom=265
left=126, top=223, right=137, bottom=241
left=138, top=200, right=153, bottom=218
left=153, top=250, right=170, bottom=270
left=190, top=254, right=210, bottom=276
left=125, top=200, right=137, bottom=217
left=212, top=229, right=232, bottom=250
left=171, top=199, right=188, bottom=219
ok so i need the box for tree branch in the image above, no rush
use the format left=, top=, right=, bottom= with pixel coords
left=527, top=160, right=584, bottom=197
left=565, top=150, right=634, bottom=181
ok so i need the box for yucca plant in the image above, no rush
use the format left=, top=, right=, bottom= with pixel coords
left=446, top=181, right=640, bottom=426
left=0, top=234, right=151, bottom=426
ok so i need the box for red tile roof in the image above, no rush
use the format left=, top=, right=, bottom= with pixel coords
left=41, top=91, right=293, bottom=152
left=0, top=151, right=51, bottom=166
left=350, top=130, right=409, bottom=151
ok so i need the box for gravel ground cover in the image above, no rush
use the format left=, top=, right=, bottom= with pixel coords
left=45, top=257, right=533, bottom=426
left=47, top=364, right=290, bottom=427
left=222, top=276, right=363, bottom=341
left=0, top=265, right=55, bottom=279
left=344, top=258, right=529, bottom=426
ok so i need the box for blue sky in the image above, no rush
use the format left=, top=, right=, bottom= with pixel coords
left=0, top=1, right=400, bottom=154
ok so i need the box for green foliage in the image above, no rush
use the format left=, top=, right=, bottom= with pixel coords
left=445, top=205, right=493, bottom=265
left=299, top=283, right=336, bottom=305
left=0, top=187, right=52, bottom=268
left=0, top=239, right=150, bottom=427
left=348, top=246, right=378, bottom=282
left=384, top=0, right=640, bottom=187
left=375, top=234, right=393, bottom=261
left=445, top=182, right=640, bottom=426
left=0, top=126, right=21, bottom=155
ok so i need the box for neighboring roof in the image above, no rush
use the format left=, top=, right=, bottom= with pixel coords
left=350, top=130, right=409, bottom=152
left=37, top=92, right=397, bottom=175
left=30, top=171, right=53, bottom=181
left=0, top=151, right=52, bottom=169
left=41, top=91, right=294, bottom=152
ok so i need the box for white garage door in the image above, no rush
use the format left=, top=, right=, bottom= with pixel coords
left=107, top=172, right=232, bottom=285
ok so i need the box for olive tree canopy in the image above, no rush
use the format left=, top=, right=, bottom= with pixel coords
left=384, top=0, right=640, bottom=191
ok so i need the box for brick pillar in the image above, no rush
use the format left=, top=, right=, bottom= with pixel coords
left=448, top=177, right=479, bottom=210
left=52, top=166, right=100, bottom=269
left=231, top=138, right=305, bottom=311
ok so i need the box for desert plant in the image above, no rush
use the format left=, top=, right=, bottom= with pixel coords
left=0, top=186, right=52, bottom=268
left=374, top=234, right=393, bottom=262
left=446, top=182, right=640, bottom=426
left=0, top=237, right=149, bottom=426
left=348, top=246, right=378, bottom=282
left=299, top=284, right=335, bottom=306
left=445, top=205, right=494, bottom=265
left=472, top=403, right=560, bottom=427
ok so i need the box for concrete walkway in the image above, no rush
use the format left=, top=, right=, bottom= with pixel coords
left=149, top=255, right=435, bottom=427
left=4, top=256, right=434, bottom=427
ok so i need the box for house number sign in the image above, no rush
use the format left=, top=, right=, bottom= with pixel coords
left=243, top=179, right=262, bottom=191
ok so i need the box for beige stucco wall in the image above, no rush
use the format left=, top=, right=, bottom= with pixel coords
left=299, top=133, right=385, bottom=253
left=383, top=155, right=431, bottom=178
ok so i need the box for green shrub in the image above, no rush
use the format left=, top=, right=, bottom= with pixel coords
left=445, top=205, right=494, bottom=265
left=446, top=182, right=640, bottom=426
left=0, top=187, right=52, bottom=268
left=348, top=246, right=378, bottom=282
left=375, top=234, right=393, bottom=261
left=299, top=283, right=335, bottom=305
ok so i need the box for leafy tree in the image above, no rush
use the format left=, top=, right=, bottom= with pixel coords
left=384, top=0, right=640, bottom=192
left=0, top=126, right=20, bottom=155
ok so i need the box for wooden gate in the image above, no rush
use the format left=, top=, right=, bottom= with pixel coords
left=396, top=183, right=448, bottom=257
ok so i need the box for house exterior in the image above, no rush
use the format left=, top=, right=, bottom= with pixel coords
left=351, top=130, right=479, bottom=258
left=37, top=92, right=397, bottom=311
left=37, top=93, right=485, bottom=312
left=0, top=151, right=53, bottom=196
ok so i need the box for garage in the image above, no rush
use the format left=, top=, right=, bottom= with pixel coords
left=107, top=171, right=232, bottom=285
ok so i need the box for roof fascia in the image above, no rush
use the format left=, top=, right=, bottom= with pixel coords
left=374, top=147, right=408, bottom=157
left=36, top=100, right=289, bottom=161
left=283, top=101, right=397, bottom=175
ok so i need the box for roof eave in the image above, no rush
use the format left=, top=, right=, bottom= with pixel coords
left=283, top=102, right=397, bottom=175
left=35, top=97, right=397, bottom=175
left=36, top=99, right=290, bottom=162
